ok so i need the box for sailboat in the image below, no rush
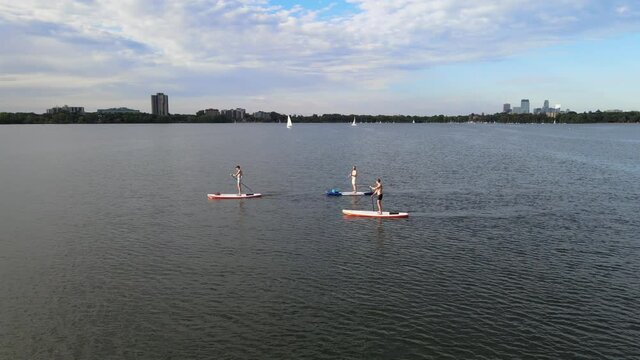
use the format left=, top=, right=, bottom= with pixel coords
left=286, top=115, right=292, bottom=129
left=351, top=117, right=357, bottom=126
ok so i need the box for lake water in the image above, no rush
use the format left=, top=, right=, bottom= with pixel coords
left=1, top=123, right=639, bottom=359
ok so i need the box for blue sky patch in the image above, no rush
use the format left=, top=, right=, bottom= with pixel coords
left=268, top=0, right=359, bottom=18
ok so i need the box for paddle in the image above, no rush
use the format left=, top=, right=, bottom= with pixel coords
left=240, top=181, right=255, bottom=193
left=355, top=183, right=374, bottom=196
left=371, top=192, right=375, bottom=211
left=352, top=184, right=368, bottom=192
left=231, top=174, right=255, bottom=193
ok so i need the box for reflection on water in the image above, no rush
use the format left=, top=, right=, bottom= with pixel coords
left=374, top=220, right=386, bottom=245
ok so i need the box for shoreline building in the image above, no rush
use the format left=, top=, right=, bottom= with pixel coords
left=151, top=93, right=169, bottom=116
left=46, top=105, right=84, bottom=114
left=97, top=107, right=140, bottom=114
left=221, top=108, right=246, bottom=121
left=204, top=108, right=220, bottom=116
left=253, top=111, right=272, bottom=120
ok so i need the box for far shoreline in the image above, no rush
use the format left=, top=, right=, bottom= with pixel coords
left=1, top=110, right=639, bottom=125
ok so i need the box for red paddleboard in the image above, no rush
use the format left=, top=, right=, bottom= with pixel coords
left=342, top=209, right=409, bottom=218
left=207, top=193, right=262, bottom=199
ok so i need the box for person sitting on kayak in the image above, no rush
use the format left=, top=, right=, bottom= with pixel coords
left=370, top=178, right=383, bottom=214
left=231, top=165, right=243, bottom=195
left=349, top=166, right=358, bottom=192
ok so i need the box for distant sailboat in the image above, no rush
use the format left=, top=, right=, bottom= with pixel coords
left=351, top=117, right=357, bottom=126
left=286, top=115, right=292, bottom=129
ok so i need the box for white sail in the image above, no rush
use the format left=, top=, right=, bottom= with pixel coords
left=351, top=117, right=357, bottom=126
left=286, top=115, right=292, bottom=128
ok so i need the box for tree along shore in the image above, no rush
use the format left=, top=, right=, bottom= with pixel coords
left=1, top=111, right=639, bottom=125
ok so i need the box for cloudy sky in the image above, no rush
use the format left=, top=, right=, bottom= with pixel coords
left=1, top=0, right=639, bottom=115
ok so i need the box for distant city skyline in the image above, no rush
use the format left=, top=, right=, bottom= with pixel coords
left=1, top=1, right=639, bottom=115
left=503, top=99, right=566, bottom=116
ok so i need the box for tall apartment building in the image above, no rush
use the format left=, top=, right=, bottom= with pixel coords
left=503, top=103, right=511, bottom=113
left=520, top=99, right=530, bottom=114
left=151, top=93, right=169, bottom=116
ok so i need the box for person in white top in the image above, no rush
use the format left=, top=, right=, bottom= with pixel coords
left=231, top=165, right=243, bottom=195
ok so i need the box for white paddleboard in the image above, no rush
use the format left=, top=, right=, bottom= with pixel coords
left=339, top=191, right=372, bottom=196
left=207, top=193, right=262, bottom=199
left=342, top=209, right=409, bottom=218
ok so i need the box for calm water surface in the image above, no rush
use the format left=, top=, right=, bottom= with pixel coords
left=1, top=123, right=639, bottom=359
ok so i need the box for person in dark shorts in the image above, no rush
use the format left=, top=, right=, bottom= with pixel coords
left=370, top=178, right=383, bottom=214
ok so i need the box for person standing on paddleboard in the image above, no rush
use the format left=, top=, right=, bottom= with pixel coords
left=370, top=178, right=383, bottom=214
left=350, top=166, right=358, bottom=192
left=232, top=165, right=243, bottom=195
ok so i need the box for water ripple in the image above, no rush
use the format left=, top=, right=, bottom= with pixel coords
left=1, top=124, right=639, bottom=359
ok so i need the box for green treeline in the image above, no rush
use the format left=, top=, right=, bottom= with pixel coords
left=1, top=110, right=639, bottom=124
left=0, top=112, right=227, bottom=124
left=295, top=111, right=640, bottom=124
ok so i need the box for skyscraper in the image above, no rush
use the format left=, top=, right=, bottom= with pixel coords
left=543, top=100, right=550, bottom=112
left=503, top=103, right=511, bottom=113
left=151, top=93, right=169, bottom=116
left=520, top=99, right=530, bottom=114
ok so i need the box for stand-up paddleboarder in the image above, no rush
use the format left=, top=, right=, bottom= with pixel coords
left=350, top=166, right=358, bottom=192
left=231, top=165, right=243, bottom=195
left=370, top=178, right=383, bottom=214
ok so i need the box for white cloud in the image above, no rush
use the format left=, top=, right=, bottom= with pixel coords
left=0, top=0, right=638, bottom=113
